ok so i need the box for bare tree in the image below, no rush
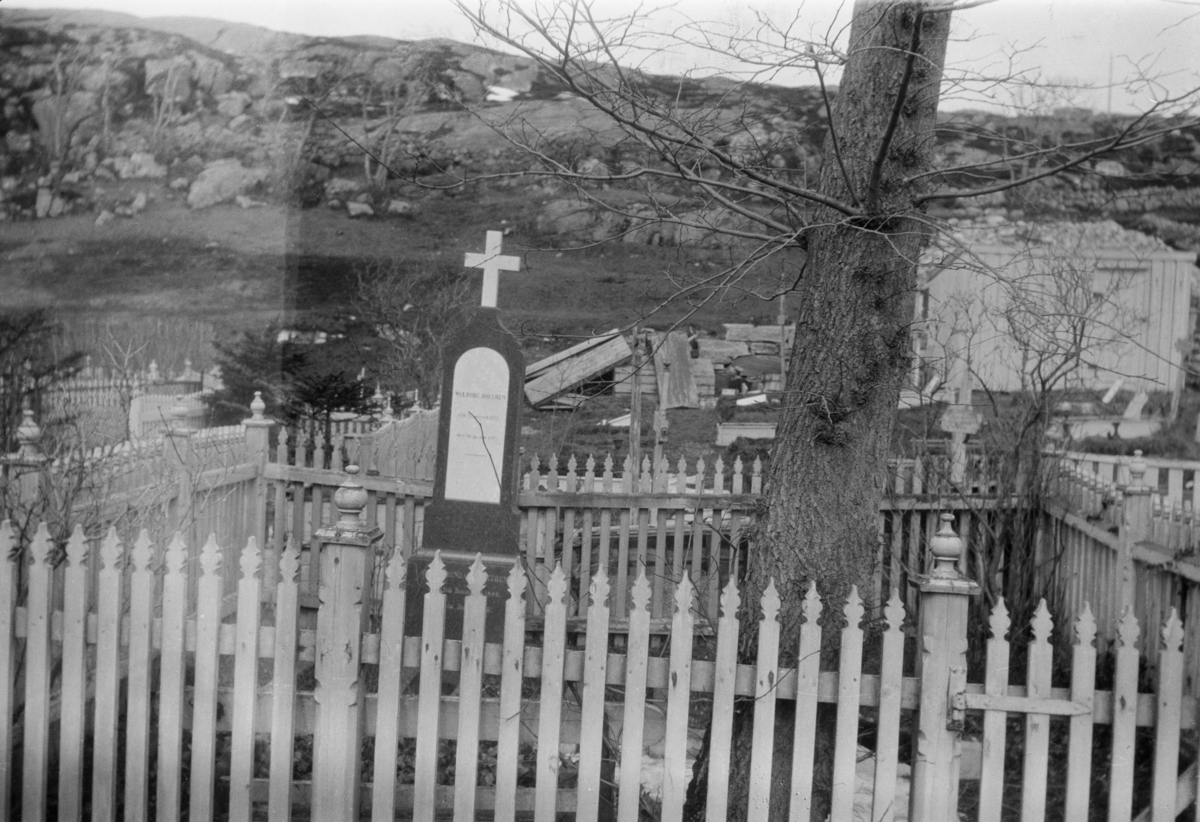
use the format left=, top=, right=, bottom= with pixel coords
left=443, top=2, right=1200, bottom=818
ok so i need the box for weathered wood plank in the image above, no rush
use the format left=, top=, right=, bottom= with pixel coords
left=123, top=531, right=156, bottom=822
left=453, top=557, right=488, bottom=822
left=525, top=333, right=631, bottom=405
left=1021, top=601, right=1054, bottom=822
left=157, top=535, right=190, bottom=822
left=0, top=523, right=16, bottom=822
left=830, top=588, right=864, bottom=822
left=229, top=538, right=263, bottom=822
left=270, top=540, right=302, bottom=822
left=22, top=524, right=54, bottom=822
left=748, top=581, right=781, bottom=822
left=617, top=572, right=652, bottom=822
left=575, top=568, right=612, bottom=822
left=1151, top=611, right=1184, bottom=822
left=57, top=527, right=89, bottom=822
left=535, top=566, right=569, bottom=822
left=788, top=583, right=823, bottom=822
left=494, top=564, right=528, bottom=821
left=870, top=591, right=906, bottom=822
left=1108, top=609, right=1141, bottom=822
left=92, top=529, right=124, bottom=822
left=414, top=553, right=448, bottom=822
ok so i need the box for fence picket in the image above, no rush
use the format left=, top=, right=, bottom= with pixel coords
left=270, top=539, right=302, bottom=822
left=978, top=599, right=1011, bottom=822
left=157, top=534, right=190, bottom=821
left=414, top=553, right=448, bottom=822
left=453, top=557, right=488, bottom=822
left=1064, top=605, right=1097, bottom=822
left=704, top=577, right=741, bottom=822
left=535, top=565, right=569, bottom=822
left=120, top=531, right=155, bottom=821
left=0, top=523, right=14, bottom=822
left=495, top=563, right=528, bottom=822
left=788, top=583, right=823, bottom=822
left=58, top=527, right=89, bottom=822
left=22, top=524, right=54, bottom=822
left=190, top=535, right=224, bottom=822
left=662, top=575, right=697, bottom=822
left=1109, top=608, right=1141, bottom=822
left=870, top=590, right=906, bottom=822
left=748, top=580, right=781, bottom=822
left=830, top=587, right=865, bottom=822
left=229, top=538, right=263, bottom=822
left=576, top=566, right=612, bottom=822
left=617, top=572, right=652, bottom=822
left=1151, top=611, right=1184, bottom=822
left=1021, top=601, right=1055, bottom=821
left=371, top=549, right=408, bottom=822
left=92, top=529, right=124, bottom=822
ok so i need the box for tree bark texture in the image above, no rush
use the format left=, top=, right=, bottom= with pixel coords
left=686, top=3, right=951, bottom=820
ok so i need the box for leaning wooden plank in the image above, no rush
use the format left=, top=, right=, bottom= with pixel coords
left=870, top=591, right=906, bottom=822
left=525, top=334, right=633, bottom=405
left=525, top=328, right=622, bottom=379
left=414, top=553, right=448, bottom=822
left=124, top=530, right=157, bottom=822
left=371, top=549, right=408, bottom=822
left=617, top=572, right=652, bottom=822
left=748, top=580, right=781, bottom=822
left=157, top=534, right=190, bottom=822
left=1108, top=608, right=1141, bottom=822
left=1021, top=601, right=1054, bottom=822
left=659, top=331, right=699, bottom=409
left=788, top=583, right=823, bottom=822
left=1150, top=611, right=1184, bottom=822
left=661, top=576, right=697, bottom=822
left=1063, top=605, right=1097, bottom=822
left=58, top=528, right=90, bottom=822
left=494, top=564, right=528, bottom=822
left=453, top=557, right=489, bottom=822
left=229, top=538, right=264, bottom=822
left=0, top=523, right=16, bottom=822
left=190, top=535, right=225, bottom=822
left=535, top=565, right=569, bottom=822
left=271, top=540, right=303, bottom=822
left=22, top=524, right=55, bottom=822
left=575, top=568, right=612, bottom=822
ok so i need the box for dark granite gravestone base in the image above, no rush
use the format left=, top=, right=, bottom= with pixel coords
left=403, top=551, right=518, bottom=644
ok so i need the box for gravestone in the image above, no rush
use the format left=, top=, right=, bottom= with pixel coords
left=939, top=370, right=982, bottom=486
left=407, top=231, right=524, bottom=641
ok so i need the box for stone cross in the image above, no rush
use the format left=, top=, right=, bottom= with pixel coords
left=464, top=230, right=521, bottom=308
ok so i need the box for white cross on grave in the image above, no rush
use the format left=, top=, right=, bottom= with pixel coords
left=464, top=230, right=521, bottom=308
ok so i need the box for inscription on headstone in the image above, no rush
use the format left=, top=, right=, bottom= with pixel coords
left=445, top=348, right=510, bottom=504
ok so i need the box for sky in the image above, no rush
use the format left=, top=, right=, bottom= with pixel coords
left=5, top=0, right=1200, bottom=113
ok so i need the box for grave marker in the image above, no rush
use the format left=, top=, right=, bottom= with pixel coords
left=407, top=231, right=525, bottom=640
left=939, top=370, right=982, bottom=487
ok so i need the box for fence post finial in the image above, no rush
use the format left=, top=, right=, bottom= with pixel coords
left=311, top=464, right=383, bottom=822
left=910, top=512, right=979, bottom=822
left=15, top=409, right=42, bottom=461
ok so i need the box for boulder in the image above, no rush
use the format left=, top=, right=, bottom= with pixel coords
left=116, top=152, right=167, bottom=180
left=94, top=209, right=115, bottom=226
left=387, top=199, right=415, bottom=217
left=216, top=91, right=252, bottom=118
left=170, top=177, right=190, bottom=191
left=35, top=188, right=51, bottom=218
left=186, top=160, right=268, bottom=209
left=347, top=202, right=374, bottom=218
left=325, top=177, right=363, bottom=199
left=228, top=114, right=252, bottom=131
left=131, top=192, right=148, bottom=213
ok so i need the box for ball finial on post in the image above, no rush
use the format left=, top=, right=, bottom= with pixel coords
left=1129, top=449, right=1147, bottom=490
left=250, top=391, right=266, bottom=421
left=15, top=409, right=42, bottom=460
left=929, top=512, right=964, bottom=578
left=333, top=465, right=369, bottom=532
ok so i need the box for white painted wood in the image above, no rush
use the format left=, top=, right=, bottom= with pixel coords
left=1109, top=608, right=1141, bottom=822
left=453, top=557, right=489, bottom=822
left=617, top=571, right=652, bottom=822
left=414, top=552, right=448, bottom=822
left=157, top=534, right=190, bottom=822
left=57, top=527, right=89, bottom=822
left=1151, top=611, right=1184, bottom=822
left=830, top=587, right=865, bottom=822
left=371, top=549, right=408, bottom=822
left=495, top=562, right=528, bottom=822
left=92, top=529, right=124, bottom=822
left=575, top=566, right=612, bottom=822
left=123, top=531, right=156, bottom=822
left=706, top=578, right=741, bottom=822
left=1020, top=601, right=1054, bottom=822
left=1064, top=605, right=1097, bottom=822
left=190, top=534, right=224, bottom=822
left=229, top=538, right=263, bottom=822
left=0, top=522, right=15, bottom=822
left=748, top=580, right=781, bottom=822
left=535, top=565, right=569, bottom=822
left=22, top=524, right=54, bottom=822
left=661, top=575, right=696, bottom=822
left=270, top=539, right=302, bottom=822
left=870, top=590, right=906, bottom=822
left=788, top=583, right=823, bottom=822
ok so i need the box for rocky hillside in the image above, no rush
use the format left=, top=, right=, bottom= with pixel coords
left=2, top=7, right=1199, bottom=253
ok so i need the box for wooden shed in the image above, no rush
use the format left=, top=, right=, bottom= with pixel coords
left=916, top=223, right=1197, bottom=396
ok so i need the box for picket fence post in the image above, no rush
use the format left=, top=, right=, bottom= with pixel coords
left=312, top=465, right=383, bottom=822
left=164, top=405, right=194, bottom=533
left=909, top=513, right=979, bottom=822
left=4, top=410, right=48, bottom=517
left=1119, top=450, right=1152, bottom=613
left=242, top=392, right=274, bottom=577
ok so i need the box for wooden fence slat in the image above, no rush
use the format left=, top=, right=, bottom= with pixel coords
left=1021, top=600, right=1054, bottom=822
left=123, top=530, right=156, bottom=822
left=1151, top=611, right=1185, bottom=822
left=453, top=557, right=488, bottom=822
left=157, top=534, right=190, bottom=822
left=1109, top=608, right=1141, bottom=822
left=535, top=565, right=569, bottom=822
left=57, top=527, right=90, bottom=822
left=414, top=553, right=448, bottom=822
left=229, top=538, right=264, bottom=822
left=662, top=575, right=697, bottom=822
left=1064, top=605, right=1097, bottom=822
left=829, top=587, right=865, bottom=822
left=92, top=528, right=124, bottom=822
left=788, top=583, right=823, bottom=822
left=652, top=508, right=668, bottom=619
left=978, top=599, right=1011, bottom=822
left=617, top=572, right=652, bottom=822
left=575, top=566, right=612, bottom=822
left=0, top=523, right=15, bottom=822
left=616, top=508, right=631, bottom=618
left=748, top=580, right=781, bottom=822
left=190, top=534, right=225, bottom=822
left=870, top=590, right=906, bottom=822
left=371, top=550, right=408, bottom=822
left=22, top=524, right=54, bottom=822
left=270, top=540, right=302, bottom=822
left=494, top=563, right=528, bottom=822
left=704, top=578, right=741, bottom=822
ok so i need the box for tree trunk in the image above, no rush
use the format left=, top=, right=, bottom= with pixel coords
left=686, top=3, right=951, bottom=820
